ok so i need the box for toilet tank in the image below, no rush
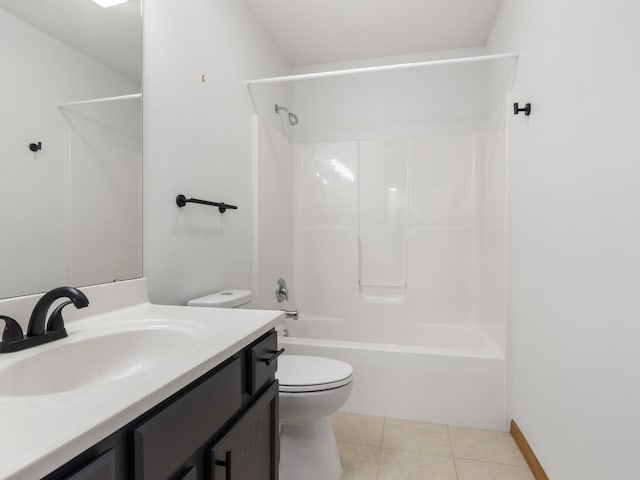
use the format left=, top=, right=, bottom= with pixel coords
left=187, top=289, right=252, bottom=308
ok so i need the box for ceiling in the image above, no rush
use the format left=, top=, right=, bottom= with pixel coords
left=244, top=0, right=504, bottom=66
left=0, top=0, right=142, bottom=83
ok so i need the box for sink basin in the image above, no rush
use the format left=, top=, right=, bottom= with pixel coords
left=0, top=322, right=202, bottom=397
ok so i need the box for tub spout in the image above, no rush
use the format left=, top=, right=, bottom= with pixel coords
left=282, top=309, right=298, bottom=320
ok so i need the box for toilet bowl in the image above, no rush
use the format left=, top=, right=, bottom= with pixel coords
left=278, top=355, right=354, bottom=480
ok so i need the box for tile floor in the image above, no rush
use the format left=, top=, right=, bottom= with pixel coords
left=332, top=413, right=534, bottom=480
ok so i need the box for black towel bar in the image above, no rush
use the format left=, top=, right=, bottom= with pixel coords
left=176, top=194, right=238, bottom=213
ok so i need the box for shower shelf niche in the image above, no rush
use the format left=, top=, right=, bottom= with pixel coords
left=359, top=282, right=407, bottom=303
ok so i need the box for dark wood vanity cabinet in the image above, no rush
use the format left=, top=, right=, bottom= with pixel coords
left=209, top=382, right=278, bottom=480
left=45, top=330, right=279, bottom=480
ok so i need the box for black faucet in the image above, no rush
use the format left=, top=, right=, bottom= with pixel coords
left=27, top=287, right=89, bottom=336
left=0, top=287, right=89, bottom=354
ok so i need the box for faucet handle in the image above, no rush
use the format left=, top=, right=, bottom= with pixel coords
left=276, top=278, right=289, bottom=303
left=0, top=316, right=24, bottom=343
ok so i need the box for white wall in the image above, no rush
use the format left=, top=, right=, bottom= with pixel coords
left=143, top=0, right=292, bottom=305
left=488, top=1, right=640, bottom=478
left=0, top=9, right=141, bottom=299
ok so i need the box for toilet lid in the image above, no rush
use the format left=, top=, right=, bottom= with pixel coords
left=277, top=355, right=353, bottom=393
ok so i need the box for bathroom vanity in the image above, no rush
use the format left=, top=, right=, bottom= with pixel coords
left=46, top=330, right=279, bottom=480
left=0, top=280, right=282, bottom=480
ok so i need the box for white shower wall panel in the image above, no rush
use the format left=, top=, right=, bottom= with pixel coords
left=296, top=227, right=360, bottom=319
left=409, top=135, right=475, bottom=227
left=406, top=229, right=473, bottom=323
left=297, top=141, right=358, bottom=228
left=294, top=133, right=480, bottom=325
left=359, top=139, right=408, bottom=286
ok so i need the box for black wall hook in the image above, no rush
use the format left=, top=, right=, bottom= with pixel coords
left=513, top=103, right=531, bottom=116
left=29, top=142, right=42, bottom=152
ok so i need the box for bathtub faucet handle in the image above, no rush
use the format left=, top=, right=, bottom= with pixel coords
left=276, top=278, right=289, bottom=303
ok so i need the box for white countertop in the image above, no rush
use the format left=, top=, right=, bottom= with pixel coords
left=0, top=299, right=281, bottom=480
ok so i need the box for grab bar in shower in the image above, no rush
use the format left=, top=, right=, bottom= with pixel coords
left=176, top=194, right=238, bottom=213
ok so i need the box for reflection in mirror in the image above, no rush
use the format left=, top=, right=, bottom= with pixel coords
left=0, top=0, right=143, bottom=299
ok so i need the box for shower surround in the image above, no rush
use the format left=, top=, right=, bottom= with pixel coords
left=252, top=50, right=511, bottom=429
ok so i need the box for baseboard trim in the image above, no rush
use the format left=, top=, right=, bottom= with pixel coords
left=510, top=420, right=549, bottom=480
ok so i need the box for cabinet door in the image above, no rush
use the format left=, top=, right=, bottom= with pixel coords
left=63, top=450, right=115, bottom=480
left=134, top=357, right=242, bottom=480
left=209, top=381, right=279, bottom=480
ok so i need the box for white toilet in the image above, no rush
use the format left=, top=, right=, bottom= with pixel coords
left=277, top=355, right=353, bottom=480
left=187, top=290, right=354, bottom=480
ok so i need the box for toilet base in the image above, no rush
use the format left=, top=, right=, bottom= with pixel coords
left=279, top=417, right=342, bottom=480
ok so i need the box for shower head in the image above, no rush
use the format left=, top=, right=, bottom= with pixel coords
left=275, top=104, right=299, bottom=126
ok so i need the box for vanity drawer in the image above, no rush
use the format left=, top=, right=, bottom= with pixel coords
left=133, top=357, right=242, bottom=480
left=248, top=331, right=281, bottom=395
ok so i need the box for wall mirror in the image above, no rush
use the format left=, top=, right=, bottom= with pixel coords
left=0, top=0, right=143, bottom=299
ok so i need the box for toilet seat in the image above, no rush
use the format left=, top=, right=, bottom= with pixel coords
left=278, top=355, right=353, bottom=393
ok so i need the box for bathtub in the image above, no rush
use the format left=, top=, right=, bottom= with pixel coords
left=277, top=317, right=506, bottom=430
